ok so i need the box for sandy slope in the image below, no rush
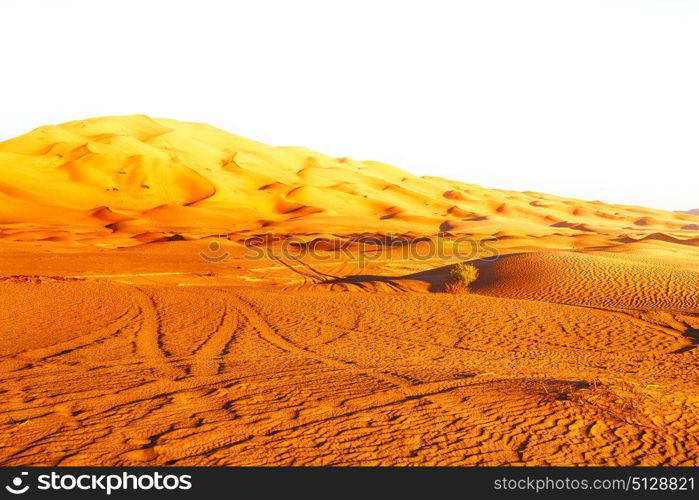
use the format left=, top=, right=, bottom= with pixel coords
left=0, top=116, right=698, bottom=466
left=1, top=115, right=698, bottom=246
left=1, top=250, right=698, bottom=466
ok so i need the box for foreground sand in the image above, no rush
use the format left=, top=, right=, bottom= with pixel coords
left=0, top=116, right=698, bottom=465
left=1, top=237, right=698, bottom=466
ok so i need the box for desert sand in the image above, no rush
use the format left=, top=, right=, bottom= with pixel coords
left=0, top=116, right=698, bottom=465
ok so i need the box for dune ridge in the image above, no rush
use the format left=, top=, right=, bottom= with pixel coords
left=1, top=115, right=697, bottom=247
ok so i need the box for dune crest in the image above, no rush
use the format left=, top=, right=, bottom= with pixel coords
left=0, top=115, right=697, bottom=247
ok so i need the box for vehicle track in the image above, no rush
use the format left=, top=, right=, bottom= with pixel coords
left=213, top=288, right=479, bottom=412
left=130, top=287, right=184, bottom=379
left=188, top=298, right=238, bottom=376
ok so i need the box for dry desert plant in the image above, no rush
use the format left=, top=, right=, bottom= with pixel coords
left=445, top=262, right=479, bottom=293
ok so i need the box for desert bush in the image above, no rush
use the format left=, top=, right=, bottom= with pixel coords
left=445, top=262, right=479, bottom=293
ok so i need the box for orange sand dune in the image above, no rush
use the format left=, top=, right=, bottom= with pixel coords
left=1, top=115, right=697, bottom=247
left=0, top=116, right=698, bottom=466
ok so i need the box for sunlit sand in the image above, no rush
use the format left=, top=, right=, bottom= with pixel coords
left=1, top=116, right=698, bottom=465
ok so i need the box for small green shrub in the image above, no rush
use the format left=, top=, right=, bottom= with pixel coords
left=446, top=262, right=479, bottom=293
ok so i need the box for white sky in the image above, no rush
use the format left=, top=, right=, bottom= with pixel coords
left=2, top=0, right=697, bottom=211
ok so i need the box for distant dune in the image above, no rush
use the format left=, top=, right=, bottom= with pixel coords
left=0, top=115, right=697, bottom=247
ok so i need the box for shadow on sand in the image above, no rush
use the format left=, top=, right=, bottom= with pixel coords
left=324, top=254, right=520, bottom=292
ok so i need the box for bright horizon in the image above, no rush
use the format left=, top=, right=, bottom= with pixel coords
left=2, top=0, right=697, bottom=212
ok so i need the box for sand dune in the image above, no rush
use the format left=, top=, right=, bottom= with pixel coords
left=0, top=116, right=698, bottom=466
left=473, top=251, right=699, bottom=309
left=1, top=115, right=697, bottom=247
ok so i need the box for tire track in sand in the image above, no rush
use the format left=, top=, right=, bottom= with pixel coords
left=188, top=298, right=238, bottom=377
left=214, top=289, right=476, bottom=411
left=130, top=287, right=184, bottom=379
left=14, top=304, right=139, bottom=363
